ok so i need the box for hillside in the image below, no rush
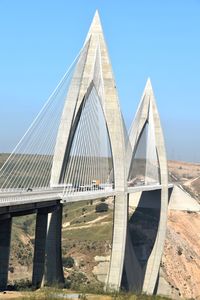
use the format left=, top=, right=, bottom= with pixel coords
left=168, top=160, right=200, bottom=200
left=161, top=211, right=200, bottom=299
left=0, top=154, right=200, bottom=298
left=7, top=202, right=200, bottom=299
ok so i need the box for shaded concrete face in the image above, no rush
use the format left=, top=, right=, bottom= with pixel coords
left=121, top=190, right=161, bottom=293
left=32, top=212, right=48, bottom=288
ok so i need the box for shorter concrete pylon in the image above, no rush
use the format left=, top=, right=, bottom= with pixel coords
left=0, top=217, right=12, bottom=291
left=128, top=78, right=168, bottom=294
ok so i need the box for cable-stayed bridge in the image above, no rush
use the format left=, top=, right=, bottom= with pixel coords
left=0, top=11, right=198, bottom=296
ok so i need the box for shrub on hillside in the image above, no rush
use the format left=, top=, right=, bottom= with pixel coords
left=63, top=256, right=75, bottom=268
left=95, top=203, right=108, bottom=212
left=13, top=278, right=32, bottom=291
left=66, top=271, right=88, bottom=290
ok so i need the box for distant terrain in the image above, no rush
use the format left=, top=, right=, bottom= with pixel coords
left=0, top=154, right=200, bottom=299
left=168, top=160, right=200, bottom=200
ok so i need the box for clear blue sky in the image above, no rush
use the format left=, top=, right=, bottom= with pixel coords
left=0, top=0, right=200, bottom=162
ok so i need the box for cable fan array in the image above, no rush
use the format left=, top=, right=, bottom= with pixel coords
left=0, top=34, right=159, bottom=195
left=61, top=82, right=114, bottom=195
left=128, top=102, right=160, bottom=187
left=0, top=42, right=114, bottom=194
left=0, top=49, right=84, bottom=191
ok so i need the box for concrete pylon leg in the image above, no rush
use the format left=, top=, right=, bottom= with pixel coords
left=106, top=193, right=127, bottom=291
left=0, top=217, right=12, bottom=291
left=43, top=204, right=64, bottom=286
left=32, top=212, right=48, bottom=288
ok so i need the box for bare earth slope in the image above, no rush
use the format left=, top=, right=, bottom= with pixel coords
left=160, top=160, right=200, bottom=299
left=162, top=211, right=200, bottom=299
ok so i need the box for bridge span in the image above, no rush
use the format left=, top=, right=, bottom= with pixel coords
left=0, top=10, right=197, bottom=296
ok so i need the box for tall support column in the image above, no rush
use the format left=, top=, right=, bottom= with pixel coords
left=32, top=211, right=48, bottom=288
left=106, top=193, right=127, bottom=290
left=0, top=217, right=12, bottom=291
left=44, top=204, right=64, bottom=285
left=32, top=204, right=64, bottom=288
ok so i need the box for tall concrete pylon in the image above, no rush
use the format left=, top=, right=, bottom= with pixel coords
left=51, top=11, right=127, bottom=290
left=128, top=79, right=168, bottom=294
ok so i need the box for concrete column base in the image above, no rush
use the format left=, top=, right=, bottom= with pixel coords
left=43, top=204, right=64, bottom=286
left=0, top=217, right=12, bottom=291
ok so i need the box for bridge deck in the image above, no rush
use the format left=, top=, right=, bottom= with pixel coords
left=0, top=184, right=173, bottom=210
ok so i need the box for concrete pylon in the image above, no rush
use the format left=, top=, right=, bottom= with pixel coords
left=128, top=79, right=168, bottom=294
left=51, top=11, right=127, bottom=290
left=51, top=11, right=126, bottom=190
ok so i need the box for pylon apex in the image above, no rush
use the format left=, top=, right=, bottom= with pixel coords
left=85, top=10, right=103, bottom=43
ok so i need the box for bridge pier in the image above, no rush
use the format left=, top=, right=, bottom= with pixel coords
left=0, top=216, right=12, bottom=291
left=106, top=193, right=128, bottom=291
left=32, top=204, right=64, bottom=288
left=32, top=211, right=48, bottom=288
left=44, top=203, right=64, bottom=285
